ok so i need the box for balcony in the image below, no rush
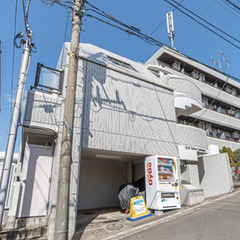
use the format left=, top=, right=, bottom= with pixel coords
left=162, top=76, right=203, bottom=117
left=191, top=108, right=240, bottom=132
left=23, top=90, right=62, bottom=132
left=192, top=78, right=240, bottom=109
left=207, top=136, right=240, bottom=152
left=175, top=124, right=208, bottom=150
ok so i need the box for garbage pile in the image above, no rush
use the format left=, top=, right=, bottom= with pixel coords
left=118, top=177, right=145, bottom=213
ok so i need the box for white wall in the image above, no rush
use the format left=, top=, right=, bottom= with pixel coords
left=78, top=159, right=128, bottom=210
left=198, top=153, right=233, bottom=198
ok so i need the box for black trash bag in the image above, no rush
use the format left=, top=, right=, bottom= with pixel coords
left=118, top=183, right=139, bottom=211
left=134, top=177, right=145, bottom=192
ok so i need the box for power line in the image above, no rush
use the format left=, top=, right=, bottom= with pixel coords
left=221, top=0, right=240, bottom=12
left=190, top=75, right=229, bottom=125
left=172, top=0, right=240, bottom=43
left=61, top=10, right=71, bottom=67
left=169, top=0, right=240, bottom=44
left=43, top=0, right=240, bottom=52
left=163, top=0, right=240, bottom=50
left=148, top=0, right=185, bottom=38
left=191, top=0, right=240, bottom=32
left=211, top=0, right=240, bottom=20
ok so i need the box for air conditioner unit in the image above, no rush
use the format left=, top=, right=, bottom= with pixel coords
left=235, top=112, right=240, bottom=118
left=199, top=73, right=205, bottom=82
left=202, top=98, right=209, bottom=107
left=227, top=109, right=235, bottom=115
left=205, top=127, right=213, bottom=136
left=172, top=61, right=181, bottom=71
left=232, top=132, right=240, bottom=139
left=232, top=88, right=237, bottom=96
left=190, top=70, right=199, bottom=79
left=217, top=106, right=221, bottom=112
left=225, top=86, right=232, bottom=93
left=220, top=132, right=225, bottom=139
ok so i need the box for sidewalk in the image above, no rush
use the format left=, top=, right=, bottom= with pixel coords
left=72, top=188, right=240, bottom=240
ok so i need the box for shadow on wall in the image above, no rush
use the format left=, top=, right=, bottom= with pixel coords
left=197, top=156, right=205, bottom=185
left=80, top=52, right=176, bottom=148
left=24, top=91, right=60, bottom=128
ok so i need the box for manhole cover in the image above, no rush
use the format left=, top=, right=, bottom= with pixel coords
left=106, top=223, right=123, bottom=231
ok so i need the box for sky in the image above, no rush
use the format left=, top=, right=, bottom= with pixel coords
left=0, top=0, right=240, bottom=152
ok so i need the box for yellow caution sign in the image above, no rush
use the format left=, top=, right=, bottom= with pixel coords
left=127, top=196, right=152, bottom=221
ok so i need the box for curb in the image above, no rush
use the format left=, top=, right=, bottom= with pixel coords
left=103, top=189, right=240, bottom=240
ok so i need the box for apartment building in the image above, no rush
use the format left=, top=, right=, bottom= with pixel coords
left=2, top=43, right=234, bottom=239
left=151, top=47, right=240, bottom=151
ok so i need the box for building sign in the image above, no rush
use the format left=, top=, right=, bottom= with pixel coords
left=184, top=146, right=207, bottom=153
left=178, top=145, right=207, bottom=161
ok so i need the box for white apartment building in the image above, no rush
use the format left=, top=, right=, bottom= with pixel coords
left=2, top=43, right=234, bottom=239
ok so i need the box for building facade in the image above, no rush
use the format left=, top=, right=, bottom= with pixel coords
left=3, top=43, right=235, bottom=238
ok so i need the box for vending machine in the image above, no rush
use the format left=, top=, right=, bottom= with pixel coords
left=145, top=155, right=181, bottom=210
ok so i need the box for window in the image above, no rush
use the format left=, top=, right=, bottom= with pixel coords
left=34, top=63, right=64, bottom=93
left=107, top=56, right=137, bottom=72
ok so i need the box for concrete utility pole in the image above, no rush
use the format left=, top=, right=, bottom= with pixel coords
left=54, top=1, right=83, bottom=239
left=0, top=27, right=32, bottom=228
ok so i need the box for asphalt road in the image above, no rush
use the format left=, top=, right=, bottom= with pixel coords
left=123, top=191, right=240, bottom=240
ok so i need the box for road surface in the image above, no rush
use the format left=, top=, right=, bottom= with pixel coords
left=123, top=191, right=240, bottom=240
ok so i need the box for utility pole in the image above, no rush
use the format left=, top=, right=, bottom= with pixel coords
left=0, top=2, right=32, bottom=227
left=54, top=1, right=83, bottom=239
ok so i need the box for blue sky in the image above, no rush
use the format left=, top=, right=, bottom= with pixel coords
left=0, top=0, right=240, bottom=151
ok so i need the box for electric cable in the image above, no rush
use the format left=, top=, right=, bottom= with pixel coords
left=61, top=10, right=71, bottom=67
left=169, top=0, right=240, bottom=44
left=211, top=0, right=240, bottom=20
left=190, top=0, right=240, bottom=32
left=221, top=0, right=240, bottom=12
left=148, top=0, right=185, bottom=38
left=42, top=0, right=240, bottom=52
left=86, top=0, right=240, bottom=51
left=189, top=75, right=229, bottom=125
left=22, top=0, right=29, bottom=34
left=163, top=0, right=240, bottom=50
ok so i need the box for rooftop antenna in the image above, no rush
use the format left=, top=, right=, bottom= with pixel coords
left=166, top=11, right=175, bottom=49
left=211, top=51, right=230, bottom=72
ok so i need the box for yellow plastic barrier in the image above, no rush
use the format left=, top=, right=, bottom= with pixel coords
left=127, top=196, right=152, bottom=221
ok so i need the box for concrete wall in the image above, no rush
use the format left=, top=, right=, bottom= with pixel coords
left=207, top=137, right=240, bottom=151
left=80, top=60, right=178, bottom=157
left=78, top=159, right=127, bottom=210
left=24, top=90, right=61, bottom=132
left=198, top=153, right=233, bottom=198
left=176, top=124, right=208, bottom=150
